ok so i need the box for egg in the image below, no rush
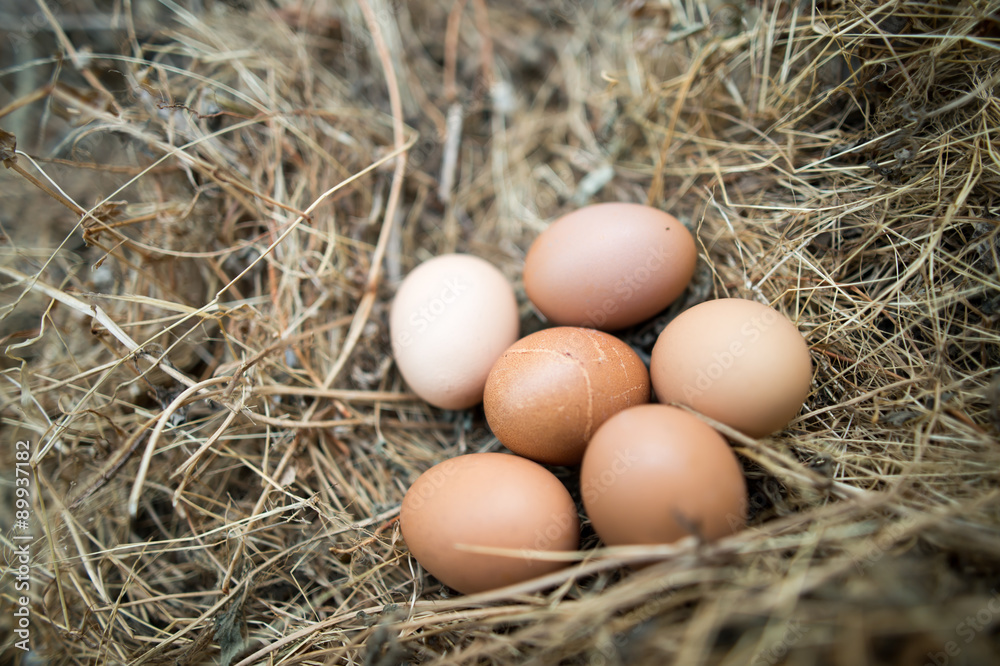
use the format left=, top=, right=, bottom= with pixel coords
left=484, top=327, right=650, bottom=465
left=400, top=452, right=579, bottom=594
left=523, top=203, right=697, bottom=330
left=390, top=254, right=519, bottom=410
left=649, top=298, right=812, bottom=437
left=580, top=404, right=746, bottom=548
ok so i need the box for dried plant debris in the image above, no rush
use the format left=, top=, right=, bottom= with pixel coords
left=1, top=0, right=999, bottom=664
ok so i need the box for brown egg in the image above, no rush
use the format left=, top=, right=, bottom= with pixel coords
left=484, top=327, right=650, bottom=465
left=650, top=298, right=812, bottom=437
left=523, top=203, right=697, bottom=330
left=580, top=404, right=746, bottom=548
left=400, top=453, right=579, bottom=594
left=390, top=254, right=519, bottom=410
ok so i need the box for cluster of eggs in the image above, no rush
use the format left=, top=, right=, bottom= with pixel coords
left=390, top=203, right=813, bottom=594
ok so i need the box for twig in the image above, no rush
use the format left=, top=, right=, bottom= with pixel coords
left=127, top=377, right=231, bottom=519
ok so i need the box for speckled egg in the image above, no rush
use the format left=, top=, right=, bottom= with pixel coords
left=484, top=327, right=650, bottom=465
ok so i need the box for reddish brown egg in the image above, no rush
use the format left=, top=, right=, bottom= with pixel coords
left=484, top=327, right=650, bottom=465
left=650, top=298, right=812, bottom=437
left=523, top=203, right=697, bottom=330
left=580, top=404, right=746, bottom=548
left=400, top=453, right=579, bottom=594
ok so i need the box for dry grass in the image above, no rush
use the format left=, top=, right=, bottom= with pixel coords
left=1, top=0, right=999, bottom=663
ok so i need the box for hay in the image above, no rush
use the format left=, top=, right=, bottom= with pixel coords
left=1, top=0, right=999, bottom=663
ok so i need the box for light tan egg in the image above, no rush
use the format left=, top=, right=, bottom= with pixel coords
left=650, top=298, right=812, bottom=437
left=390, top=254, right=519, bottom=409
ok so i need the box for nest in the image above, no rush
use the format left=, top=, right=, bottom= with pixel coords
left=2, top=0, right=999, bottom=663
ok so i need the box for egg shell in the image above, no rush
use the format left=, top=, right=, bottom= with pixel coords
left=400, top=452, right=579, bottom=594
left=523, top=203, right=697, bottom=330
left=390, top=254, right=519, bottom=410
left=580, top=404, right=747, bottom=548
left=484, top=327, right=650, bottom=465
left=650, top=298, right=812, bottom=437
